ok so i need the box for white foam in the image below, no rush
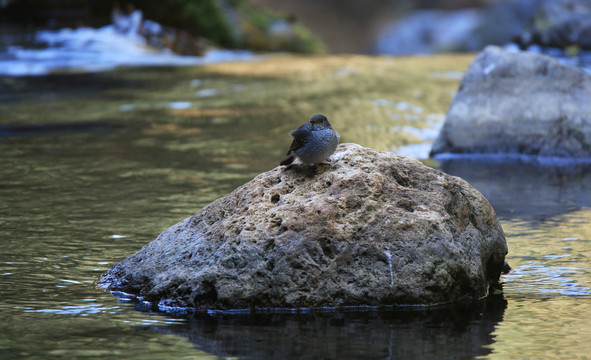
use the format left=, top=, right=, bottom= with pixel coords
left=0, top=26, right=255, bottom=76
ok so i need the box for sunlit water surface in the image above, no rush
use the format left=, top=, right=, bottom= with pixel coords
left=1, top=55, right=590, bottom=359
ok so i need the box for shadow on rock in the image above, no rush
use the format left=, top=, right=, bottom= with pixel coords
left=438, top=159, right=591, bottom=222
left=141, top=295, right=506, bottom=360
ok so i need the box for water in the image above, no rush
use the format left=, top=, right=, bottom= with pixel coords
left=1, top=52, right=591, bottom=358
left=0, top=25, right=254, bottom=76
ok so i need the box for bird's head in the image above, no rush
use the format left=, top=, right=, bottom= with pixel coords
left=309, top=114, right=331, bottom=128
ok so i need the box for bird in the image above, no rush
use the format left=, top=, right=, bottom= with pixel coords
left=280, top=114, right=339, bottom=166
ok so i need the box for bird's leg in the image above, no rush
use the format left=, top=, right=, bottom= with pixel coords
left=305, top=165, right=318, bottom=177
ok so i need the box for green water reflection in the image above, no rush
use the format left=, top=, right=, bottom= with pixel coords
left=0, top=126, right=228, bottom=359
left=1, top=55, right=590, bottom=359
left=441, top=160, right=591, bottom=358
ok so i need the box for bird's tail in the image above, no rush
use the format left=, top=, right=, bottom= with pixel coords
left=280, top=154, right=295, bottom=166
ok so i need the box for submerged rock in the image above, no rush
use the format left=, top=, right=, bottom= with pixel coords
left=100, top=143, right=507, bottom=311
left=431, top=46, right=591, bottom=158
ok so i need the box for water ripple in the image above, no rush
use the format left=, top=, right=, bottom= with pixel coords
left=504, top=263, right=591, bottom=296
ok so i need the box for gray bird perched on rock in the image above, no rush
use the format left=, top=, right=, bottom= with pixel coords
left=280, top=114, right=339, bottom=166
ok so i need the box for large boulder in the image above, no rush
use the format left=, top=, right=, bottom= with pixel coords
left=100, top=143, right=507, bottom=311
left=431, top=46, right=591, bottom=158
left=375, top=9, right=483, bottom=55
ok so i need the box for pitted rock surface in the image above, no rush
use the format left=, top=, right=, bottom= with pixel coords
left=100, top=143, right=507, bottom=310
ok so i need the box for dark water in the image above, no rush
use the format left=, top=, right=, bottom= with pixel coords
left=1, top=60, right=590, bottom=359
left=144, top=299, right=506, bottom=359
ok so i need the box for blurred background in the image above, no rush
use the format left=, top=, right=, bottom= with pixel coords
left=3, top=0, right=590, bottom=76
left=2, top=0, right=585, bottom=55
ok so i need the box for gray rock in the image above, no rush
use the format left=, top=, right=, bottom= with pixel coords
left=475, top=0, right=543, bottom=48
left=374, top=0, right=544, bottom=55
left=519, top=0, right=591, bottom=49
left=376, top=9, right=483, bottom=55
left=375, top=0, right=591, bottom=56
left=100, top=143, right=507, bottom=311
left=431, top=46, right=591, bottom=158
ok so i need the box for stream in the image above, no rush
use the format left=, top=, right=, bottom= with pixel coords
left=1, top=32, right=590, bottom=358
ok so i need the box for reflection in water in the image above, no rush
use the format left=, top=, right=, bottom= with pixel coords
left=437, top=158, right=591, bottom=221
left=437, top=158, right=591, bottom=298
left=501, top=209, right=591, bottom=298
left=434, top=159, right=591, bottom=359
left=506, top=262, right=591, bottom=296
left=489, top=297, right=591, bottom=359
left=145, top=296, right=506, bottom=360
left=0, top=121, right=116, bottom=137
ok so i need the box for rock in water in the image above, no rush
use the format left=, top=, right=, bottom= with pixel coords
left=100, top=143, right=507, bottom=311
left=431, top=46, right=591, bottom=159
left=519, top=0, right=591, bottom=49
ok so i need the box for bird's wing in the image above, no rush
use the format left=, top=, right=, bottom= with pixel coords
left=286, top=128, right=309, bottom=154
